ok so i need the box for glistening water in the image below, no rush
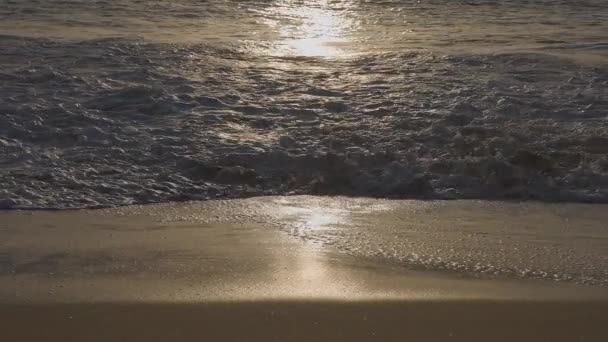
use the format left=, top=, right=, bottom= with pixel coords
left=1, top=0, right=607, bottom=209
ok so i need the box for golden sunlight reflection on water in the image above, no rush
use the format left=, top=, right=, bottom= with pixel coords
left=264, top=0, right=355, bottom=57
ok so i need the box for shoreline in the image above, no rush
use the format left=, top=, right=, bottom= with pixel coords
left=4, top=192, right=608, bottom=212
left=2, top=196, right=607, bottom=302
left=2, top=196, right=608, bottom=340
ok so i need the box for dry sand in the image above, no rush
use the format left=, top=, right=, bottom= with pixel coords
left=1, top=196, right=607, bottom=341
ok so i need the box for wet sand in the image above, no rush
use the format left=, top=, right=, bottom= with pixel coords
left=3, top=301, right=608, bottom=342
left=1, top=197, right=607, bottom=341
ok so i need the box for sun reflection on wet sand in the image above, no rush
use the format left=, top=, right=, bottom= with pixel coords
left=263, top=1, right=355, bottom=57
left=277, top=205, right=347, bottom=239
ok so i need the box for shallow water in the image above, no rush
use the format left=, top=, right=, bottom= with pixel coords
left=1, top=196, right=607, bottom=287
left=262, top=196, right=608, bottom=286
left=1, top=0, right=608, bottom=208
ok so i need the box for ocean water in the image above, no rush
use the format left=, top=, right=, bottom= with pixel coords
left=1, top=0, right=607, bottom=209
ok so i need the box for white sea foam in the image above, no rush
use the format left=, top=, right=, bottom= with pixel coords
left=259, top=197, right=608, bottom=286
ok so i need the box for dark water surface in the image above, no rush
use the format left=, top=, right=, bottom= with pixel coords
left=1, top=0, right=607, bottom=208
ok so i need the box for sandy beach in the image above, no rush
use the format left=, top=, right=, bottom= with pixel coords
left=3, top=301, right=608, bottom=342
left=1, top=196, right=607, bottom=341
